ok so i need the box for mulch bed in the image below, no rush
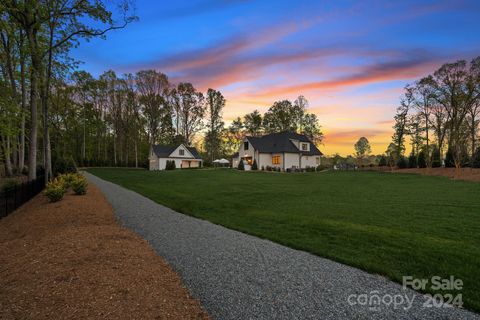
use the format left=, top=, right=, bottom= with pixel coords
left=0, top=183, right=209, bottom=320
left=393, top=167, right=480, bottom=182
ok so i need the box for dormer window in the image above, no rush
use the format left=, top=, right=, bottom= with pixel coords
left=179, top=149, right=185, bottom=156
left=301, top=143, right=309, bottom=151
left=244, top=141, right=249, bottom=150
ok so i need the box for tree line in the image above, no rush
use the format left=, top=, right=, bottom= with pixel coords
left=389, top=57, right=480, bottom=169
left=0, top=0, right=323, bottom=181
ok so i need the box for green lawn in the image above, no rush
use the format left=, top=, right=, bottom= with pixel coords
left=87, top=168, right=480, bottom=311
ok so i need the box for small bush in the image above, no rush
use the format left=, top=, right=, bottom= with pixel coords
left=165, top=160, right=176, bottom=170
left=1, top=179, right=19, bottom=194
left=397, top=157, right=408, bottom=169
left=408, top=153, right=417, bottom=168
left=418, top=151, right=427, bottom=168
left=445, top=148, right=455, bottom=167
left=472, top=147, right=480, bottom=168
left=238, top=160, right=245, bottom=170
left=45, top=179, right=66, bottom=202
left=60, top=173, right=77, bottom=189
left=261, top=165, right=265, bottom=171
left=71, top=175, right=88, bottom=195
left=53, top=157, right=77, bottom=176
left=378, top=155, right=387, bottom=167
left=251, top=159, right=258, bottom=170
left=431, top=147, right=442, bottom=168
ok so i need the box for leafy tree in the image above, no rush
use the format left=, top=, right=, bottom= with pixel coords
left=175, top=83, right=205, bottom=144
left=204, top=89, right=225, bottom=162
left=263, top=100, right=299, bottom=133
left=136, top=70, right=170, bottom=147
left=391, top=87, right=412, bottom=161
left=225, top=117, right=244, bottom=155
left=244, top=110, right=262, bottom=136
left=301, top=113, right=323, bottom=145
left=354, top=137, right=371, bottom=164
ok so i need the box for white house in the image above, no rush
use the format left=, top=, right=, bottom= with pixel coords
left=232, top=131, right=322, bottom=171
left=149, top=143, right=202, bottom=170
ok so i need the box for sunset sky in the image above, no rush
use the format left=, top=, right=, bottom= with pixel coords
left=71, top=0, right=480, bottom=155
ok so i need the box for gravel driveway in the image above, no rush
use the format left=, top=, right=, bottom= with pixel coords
left=86, top=172, right=479, bottom=320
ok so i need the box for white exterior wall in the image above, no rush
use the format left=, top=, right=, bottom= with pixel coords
left=284, top=153, right=301, bottom=170
left=158, top=157, right=201, bottom=170
left=149, top=154, right=159, bottom=170
left=257, top=153, right=271, bottom=169
left=170, top=145, right=195, bottom=158
left=237, top=138, right=256, bottom=160
left=159, top=158, right=168, bottom=170
left=301, top=155, right=320, bottom=168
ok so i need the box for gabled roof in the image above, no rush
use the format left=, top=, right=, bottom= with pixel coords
left=246, top=131, right=323, bottom=156
left=152, top=144, right=202, bottom=159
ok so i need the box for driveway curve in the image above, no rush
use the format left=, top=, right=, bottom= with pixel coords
left=86, top=172, right=479, bottom=320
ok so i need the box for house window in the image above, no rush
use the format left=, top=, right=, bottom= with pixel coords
left=301, top=143, right=308, bottom=151
left=272, top=155, right=280, bottom=165
left=179, top=149, right=185, bottom=156
left=316, top=157, right=320, bottom=165
left=244, top=141, right=249, bottom=150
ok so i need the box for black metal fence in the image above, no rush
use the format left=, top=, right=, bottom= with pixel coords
left=0, top=176, right=45, bottom=218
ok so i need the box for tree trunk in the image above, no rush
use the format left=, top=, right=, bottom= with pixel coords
left=472, top=116, right=476, bottom=168
left=28, top=65, right=38, bottom=180
left=18, top=32, right=26, bottom=173
left=134, top=139, right=138, bottom=168
left=2, top=136, right=13, bottom=176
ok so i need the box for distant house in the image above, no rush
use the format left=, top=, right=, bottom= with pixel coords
left=232, top=131, right=322, bottom=171
left=149, top=143, right=202, bottom=170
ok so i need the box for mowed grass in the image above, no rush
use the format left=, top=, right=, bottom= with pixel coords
left=87, top=168, right=480, bottom=311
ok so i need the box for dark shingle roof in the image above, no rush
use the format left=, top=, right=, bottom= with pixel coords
left=246, top=131, right=323, bottom=156
left=152, top=144, right=202, bottom=159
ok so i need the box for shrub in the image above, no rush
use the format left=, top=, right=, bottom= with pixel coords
left=397, top=157, right=408, bottom=169
left=251, top=159, right=258, bottom=170
left=408, top=153, right=417, bottom=168
left=418, top=151, right=427, bottom=168
left=165, top=160, right=176, bottom=170
left=237, top=160, right=245, bottom=170
left=1, top=179, right=19, bottom=194
left=265, top=165, right=272, bottom=171
left=45, top=179, right=66, bottom=202
left=71, top=175, right=88, bottom=195
left=261, top=165, right=265, bottom=171
left=53, top=157, right=77, bottom=176
left=431, top=147, right=441, bottom=168
left=473, top=147, right=480, bottom=168
left=61, top=173, right=77, bottom=189
left=378, top=155, right=387, bottom=167
left=445, top=148, right=455, bottom=167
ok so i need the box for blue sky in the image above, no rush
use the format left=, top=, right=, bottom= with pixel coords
left=71, top=0, right=480, bottom=154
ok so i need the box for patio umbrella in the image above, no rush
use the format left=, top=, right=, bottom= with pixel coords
left=219, top=158, right=230, bottom=164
